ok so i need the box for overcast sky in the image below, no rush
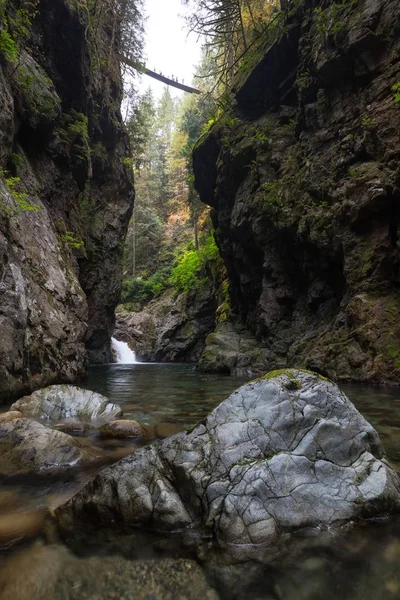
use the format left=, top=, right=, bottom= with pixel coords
left=138, top=0, right=202, bottom=99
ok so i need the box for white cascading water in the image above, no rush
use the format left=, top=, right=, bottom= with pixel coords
left=111, top=337, right=137, bottom=364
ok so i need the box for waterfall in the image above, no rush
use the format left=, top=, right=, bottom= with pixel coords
left=111, top=337, right=137, bottom=364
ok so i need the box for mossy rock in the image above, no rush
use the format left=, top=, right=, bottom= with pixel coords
left=12, top=51, right=61, bottom=130
left=259, top=368, right=330, bottom=387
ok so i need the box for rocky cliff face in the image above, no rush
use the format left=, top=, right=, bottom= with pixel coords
left=194, top=0, right=400, bottom=383
left=0, top=0, right=134, bottom=402
left=114, top=283, right=217, bottom=362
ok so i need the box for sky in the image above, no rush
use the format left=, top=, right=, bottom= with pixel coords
left=137, top=0, right=203, bottom=99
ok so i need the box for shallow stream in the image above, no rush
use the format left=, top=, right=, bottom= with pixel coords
left=1, top=364, right=400, bottom=599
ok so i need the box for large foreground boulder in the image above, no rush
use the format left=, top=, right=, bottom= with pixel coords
left=10, top=385, right=122, bottom=422
left=57, top=370, right=400, bottom=548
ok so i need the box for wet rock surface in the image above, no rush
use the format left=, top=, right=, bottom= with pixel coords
left=114, top=283, right=216, bottom=362
left=0, top=545, right=219, bottom=600
left=200, top=321, right=270, bottom=377
left=0, top=418, right=100, bottom=475
left=57, top=371, right=400, bottom=551
left=10, top=385, right=122, bottom=422
left=98, top=419, right=145, bottom=439
left=193, top=0, right=400, bottom=384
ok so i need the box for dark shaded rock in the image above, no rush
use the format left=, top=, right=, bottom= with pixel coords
left=115, top=283, right=216, bottom=362
left=98, top=419, right=145, bottom=439
left=57, top=371, right=400, bottom=554
left=0, top=0, right=134, bottom=401
left=0, top=545, right=219, bottom=600
left=200, top=321, right=270, bottom=376
left=10, top=385, right=122, bottom=422
left=193, top=0, right=400, bottom=384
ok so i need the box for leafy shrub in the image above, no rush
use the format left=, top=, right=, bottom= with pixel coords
left=61, top=231, right=84, bottom=249
left=121, top=268, right=170, bottom=305
left=170, top=234, right=219, bottom=293
left=0, top=29, right=18, bottom=61
left=392, top=82, right=400, bottom=104
left=170, top=250, right=202, bottom=292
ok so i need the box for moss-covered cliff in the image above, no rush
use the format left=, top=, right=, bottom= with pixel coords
left=193, top=0, right=400, bottom=383
left=0, top=0, right=134, bottom=402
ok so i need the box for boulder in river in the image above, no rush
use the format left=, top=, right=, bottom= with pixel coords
left=57, top=370, right=400, bottom=550
left=10, top=385, right=122, bottom=422
left=0, top=418, right=100, bottom=475
left=98, top=419, right=145, bottom=439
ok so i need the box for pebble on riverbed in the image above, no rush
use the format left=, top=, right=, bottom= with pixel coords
left=98, top=420, right=146, bottom=439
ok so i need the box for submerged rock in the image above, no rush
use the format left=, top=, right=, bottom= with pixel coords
left=98, top=420, right=145, bottom=439
left=0, top=545, right=218, bottom=600
left=54, top=422, right=91, bottom=436
left=58, top=370, right=400, bottom=551
left=0, top=418, right=99, bottom=475
left=10, top=385, right=122, bottom=422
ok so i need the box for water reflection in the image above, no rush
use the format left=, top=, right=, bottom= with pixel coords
left=82, top=363, right=249, bottom=430
left=0, top=366, right=400, bottom=599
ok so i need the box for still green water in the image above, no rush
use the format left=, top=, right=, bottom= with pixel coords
left=82, top=364, right=400, bottom=468
left=1, top=364, right=400, bottom=599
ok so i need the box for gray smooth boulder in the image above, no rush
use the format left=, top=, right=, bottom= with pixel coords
left=57, top=370, right=400, bottom=548
left=0, top=418, right=99, bottom=474
left=10, top=385, right=122, bottom=422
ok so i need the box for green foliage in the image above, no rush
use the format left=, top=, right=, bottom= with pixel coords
left=0, top=171, right=40, bottom=213
left=314, top=0, right=357, bottom=35
left=125, top=88, right=155, bottom=170
left=296, top=69, right=312, bottom=92
left=123, top=157, right=134, bottom=170
left=260, top=182, right=281, bottom=207
left=392, top=82, right=400, bottom=105
left=387, top=344, right=400, bottom=369
left=361, top=116, right=375, bottom=130
left=58, top=110, right=91, bottom=167
left=11, top=153, right=24, bottom=169
left=170, top=234, right=219, bottom=293
left=91, top=142, right=108, bottom=166
left=121, top=268, right=170, bottom=305
left=0, top=29, right=18, bottom=61
left=0, top=0, right=39, bottom=61
left=170, top=249, right=203, bottom=293
left=61, top=231, right=85, bottom=249
left=15, top=63, right=61, bottom=128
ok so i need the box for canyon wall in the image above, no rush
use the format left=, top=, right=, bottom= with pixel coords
left=0, top=0, right=134, bottom=402
left=194, top=0, right=400, bottom=383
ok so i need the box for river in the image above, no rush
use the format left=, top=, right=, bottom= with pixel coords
left=0, top=364, right=400, bottom=599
